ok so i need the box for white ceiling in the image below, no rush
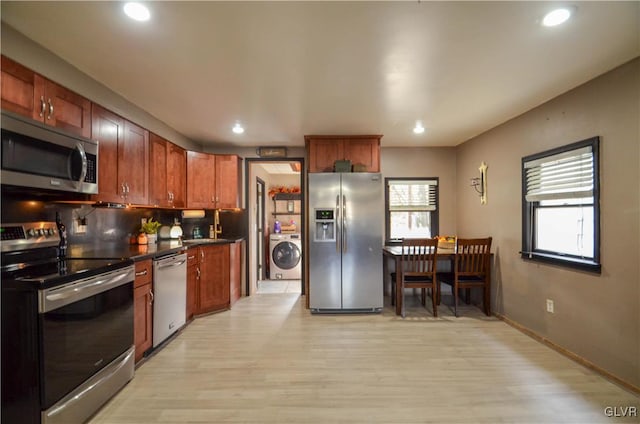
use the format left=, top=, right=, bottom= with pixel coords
left=1, top=2, right=638, bottom=148
left=257, top=162, right=301, bottom=175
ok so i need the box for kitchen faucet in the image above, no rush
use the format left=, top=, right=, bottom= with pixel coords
left=213, top=209, right=223, bottom=239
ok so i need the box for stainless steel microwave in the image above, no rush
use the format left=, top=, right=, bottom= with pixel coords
left=1, top=111, right=98, bottom=194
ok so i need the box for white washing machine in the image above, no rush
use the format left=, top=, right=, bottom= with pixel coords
left=269, top=233, right=302, bottom=279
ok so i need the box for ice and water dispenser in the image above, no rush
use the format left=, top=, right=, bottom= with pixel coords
left=314, top=209, right=335, bottom=242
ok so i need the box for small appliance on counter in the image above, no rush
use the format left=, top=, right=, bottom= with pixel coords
left=158, top=225, right=172, bottom=240
left=170, top=219, right=183, bottom=239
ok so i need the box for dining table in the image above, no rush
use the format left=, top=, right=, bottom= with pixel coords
left=382, top=245, right=492, bottom=316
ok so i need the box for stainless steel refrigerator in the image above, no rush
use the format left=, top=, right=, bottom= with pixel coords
left=309, top=173, right=383, bottom=313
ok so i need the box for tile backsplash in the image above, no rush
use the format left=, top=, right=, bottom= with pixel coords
left=1, top=193, right=247, bottom=245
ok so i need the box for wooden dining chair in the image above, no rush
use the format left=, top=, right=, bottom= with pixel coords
left=439, top=237, right=492, bottom=317
left=390, top=238, right=439, bottom=318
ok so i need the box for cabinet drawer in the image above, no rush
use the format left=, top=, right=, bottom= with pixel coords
left=134, top=259, right=152, bottom=288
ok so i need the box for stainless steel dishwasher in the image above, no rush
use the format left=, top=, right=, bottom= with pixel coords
left=152, top=252, right=187, bottom=347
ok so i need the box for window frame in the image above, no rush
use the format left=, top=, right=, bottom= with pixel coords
left=384, top=177, right=439, bottom=245
left=521, top=137, right=601, bottom=273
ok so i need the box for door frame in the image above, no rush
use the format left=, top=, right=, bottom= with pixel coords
left=244, top=157, right=305, bottom=296
left=255, top=176, right=266, bottom=281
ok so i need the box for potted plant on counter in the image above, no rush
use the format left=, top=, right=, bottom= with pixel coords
left=140, top=218, right=162, bottom=244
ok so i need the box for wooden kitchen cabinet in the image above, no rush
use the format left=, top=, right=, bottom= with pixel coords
left=196, top=244, right=230, bottom=314
left=215, top=155, right=242, bottom=209
left=149, top=133, right=186, bottom=208
left=305, top=135, right=381, bottom=172
left=187, top=152, right=241, bottom=209
left=133, top=259, right=153, bottom=363
left=186, top=151, right=215, bottom=209
left=186, top=248, right=199, bottom=321
left=1, top=55, right=92, bottom=138
left=92, top=104, right=149, bottom=204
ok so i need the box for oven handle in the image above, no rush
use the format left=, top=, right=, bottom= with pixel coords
left=39, top=265, right=134, bottom=313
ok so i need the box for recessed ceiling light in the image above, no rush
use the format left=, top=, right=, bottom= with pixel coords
left=542, top=8, right=572, bottom=27
left=124, top=2, right=150, bottom=22
left=413, top=121, right=425, bottom=134
left=232, top=123, right=245, bottom=134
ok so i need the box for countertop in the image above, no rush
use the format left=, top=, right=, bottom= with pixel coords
left=67, top=237, right=244, bottom=261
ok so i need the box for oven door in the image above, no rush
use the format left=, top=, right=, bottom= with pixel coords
left=39, top=266, right=134, bottom=410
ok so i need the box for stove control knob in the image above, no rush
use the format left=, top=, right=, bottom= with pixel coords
left=44, top=228, right=53, bottom=236
left=35, top=229, right=43, bottom=237
left=27, top=228, right=36, bottom=238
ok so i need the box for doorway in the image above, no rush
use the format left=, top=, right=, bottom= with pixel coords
left=245, top=158, right=305, bottom=297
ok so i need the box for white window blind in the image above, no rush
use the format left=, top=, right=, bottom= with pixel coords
left=524, top=145, right=594, bottom=202
left=388, top=180, right=438, bottom=211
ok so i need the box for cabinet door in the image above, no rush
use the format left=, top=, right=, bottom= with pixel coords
left=149, top=133, right=169, bottom=207
left=1, top=55, right=38, bottom=117
left=167, top=142, right=186, bottom=208
left=198, top=244, right=230, bottom=313
left=343, top=138, right=380, bottom=172
left=307, top=139, right=343, bottom=172
left=215, top=155, right=241, bottom=209
left=186, top=151, right=215, bottom=209
left=134, top=283, right=153, bottom=362
left=120, top=120, right=149, bottom=204
left=186, top=248, right=199, bottom=320
left=91, top=104, right=125, bottom=203
left=41, top=77, right=92, bottom=138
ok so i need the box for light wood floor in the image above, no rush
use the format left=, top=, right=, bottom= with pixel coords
left=90, top=293, right=639, bottom=423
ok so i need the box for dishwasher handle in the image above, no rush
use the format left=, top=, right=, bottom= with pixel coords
left=156, top=259, right=186, bottom=270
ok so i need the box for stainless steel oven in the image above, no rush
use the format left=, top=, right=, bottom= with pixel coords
left=1, top=111, right=98, bottom=194
left=1, top=222, right=134, bottom=424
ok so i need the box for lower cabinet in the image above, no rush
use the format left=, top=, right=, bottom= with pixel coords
left=186, top=249, right=199, bottom=321
left=198, top=244, right=230, bottom=314
left=133, top=259, right=153, bottom=363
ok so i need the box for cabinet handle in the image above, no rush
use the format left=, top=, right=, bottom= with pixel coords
left=126, top=183, right=130, bottom=194
left=187, top=255, right=196, bottom=260
left=200, top=250, right=204, bottom=260
left=196, top=268, right=201, bottom=279
left=47, top=99, right=54, bottom=120
left=39, top=96, right=46, bottom=117
left=149, top=290, right=154, bottom=305
left=135, top=269, right=148, bottom=277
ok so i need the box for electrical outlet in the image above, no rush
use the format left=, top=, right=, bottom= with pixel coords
left=546, top=299, right=554, bottom=313
left=141, top=218, right=147, bottom=226
left=74, top=219, right=87, bottom=234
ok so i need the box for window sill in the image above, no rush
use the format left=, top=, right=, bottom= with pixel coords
left=520, top=251, right=601, bottom=274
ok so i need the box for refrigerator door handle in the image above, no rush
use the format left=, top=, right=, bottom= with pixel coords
left=336, top=194, right=341, bottom=253
left=342, top=195, right=347, bottom=253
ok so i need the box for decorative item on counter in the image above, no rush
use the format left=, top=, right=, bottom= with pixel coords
left=170, top=218, right=183, bottom=239
left=192, top=226, right=203, bottom=239
left=274, top=220, right=281, bottom=233
left=141, top=218, right=162, bottom=244
left=137, top=233, right=148, bottom=245
left=158, top=225, right=171, bottom=240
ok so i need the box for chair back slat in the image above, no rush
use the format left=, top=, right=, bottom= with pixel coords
left=455, top=237, right=492, bottom=277
left=401, top=238, right=438, bottom=276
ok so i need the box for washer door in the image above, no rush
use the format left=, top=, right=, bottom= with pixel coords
left=272, top=242, right=301, bottom=270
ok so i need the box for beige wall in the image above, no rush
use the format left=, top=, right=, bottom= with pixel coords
left=1, top=23, right=200, bottom=151
left=381, top=147, right=457, bottom=236
left=456, top=58, right=640, bottom=388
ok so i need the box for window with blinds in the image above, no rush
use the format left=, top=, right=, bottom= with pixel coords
left=521, top=137, right=600, bottom=273
left=385, top=178, right=439, bottom=242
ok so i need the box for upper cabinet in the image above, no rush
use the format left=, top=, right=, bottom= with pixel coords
left=187, top=152, right=241, bottom=209
left=1, top=55, right=91, bottom=138
left=215, top=155, right=242, bottom=209
left=305, top=135, right=381, bottom=172
left=149, top=133, right=186, bottom=208
left=92, top=104, right=149, bottom=204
